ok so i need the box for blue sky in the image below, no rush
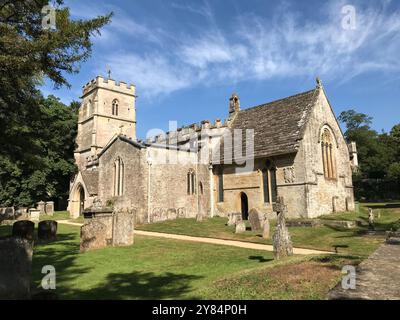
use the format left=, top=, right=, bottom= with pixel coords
left=42, top=0, right=400, bottom=138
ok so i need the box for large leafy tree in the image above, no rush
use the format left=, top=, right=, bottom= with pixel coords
left=0, top=0, right=111, bottom=207
left=339, top=110, right=400, bottom=200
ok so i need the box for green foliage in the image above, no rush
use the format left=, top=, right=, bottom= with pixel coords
left=339, top=110, right=400, bottom=200
left=0, top=1, right=111, bottom=206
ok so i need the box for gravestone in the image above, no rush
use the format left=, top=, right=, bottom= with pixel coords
left=227, top=213, right=241, bottom=226
left=4, top=207, right=15, bottom=220
left=235, top=221, right=246, bottom=233
left=80, top=220, right=107, bottom=252
left=167, top=208, right=177, bottom=220
left=29, top=209, right=40, bottom=222
left=15, top=208, right=29, bottom=220
left=263, top=218, right=270, bottom=239
left=0, top=237, right=33, bottom=299
left=196, top=213, right=203, bottom=222
left=45, top=201, right=54, bottom=216
left=177, top=207, right=186, bottom=218
left=272, top=197, right=293, bottom=260
left=12, top=220, right=35, bottom=241
left=112, top=212, right=134, bottom=246
left=38, top=220, right=57, bottom=241
left=37, top=201, right=46, bottom=215
left=248, top=209, right=262, bottom=231
left=368, top=208, right=375, bottom=230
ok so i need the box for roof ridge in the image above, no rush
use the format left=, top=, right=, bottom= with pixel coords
left=238, top=88, right=317, bottom=113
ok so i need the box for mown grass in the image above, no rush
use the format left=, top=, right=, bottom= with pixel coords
left=137, top=203, right=400, bottom=258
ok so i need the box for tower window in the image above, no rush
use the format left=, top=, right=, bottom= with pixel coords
left=187, top=169, right=196, bottom=195
left=321, top=128, right=336, bottom=179
left=112, top=99, right=119, bottom=116
left=113, top=157, right=124, bottom=196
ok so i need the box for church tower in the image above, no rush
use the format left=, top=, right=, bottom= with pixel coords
left=74, top=76, right=136, bottom=170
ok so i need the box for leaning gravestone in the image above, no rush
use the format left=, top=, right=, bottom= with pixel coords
left=0, top=237, right=33, bottom=299
left=272, top=197, right=293, bottom=260
left=263, top=218, right=270, bottom=239
left=80, top=220, right=107, bottom=252
left=235, top=221, right=246, bottom=234
left=12, top=220, right=35, bottom=241
left=248, top=209, right=262, bottom=231
left=38, top=220, right=57, bottom=241
left=112, top=212, right=134, bottom=246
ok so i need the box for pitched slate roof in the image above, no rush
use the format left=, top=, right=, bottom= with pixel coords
left=214, top=88, right=319, bottom=162
left=81, top=170, right=99, bottom=195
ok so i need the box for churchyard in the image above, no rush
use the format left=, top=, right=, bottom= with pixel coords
left=1, top=202, right=399, bottom=300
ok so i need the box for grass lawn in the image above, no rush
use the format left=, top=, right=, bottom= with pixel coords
left=0, top=223, right=350, bottom=300
left=1, top=202, right=398, bottom=300
left=137, top=203, right=400, bottom=258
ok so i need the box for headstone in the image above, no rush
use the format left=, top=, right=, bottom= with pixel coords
left=12, top=220, right=35, bottom=241
left=368, top=208, right=375, bottom=230
left=80, top=220, right=107, bottom=252
left=112, top=212, right=134, bottom=246
left=4, top=207, right=15, bottom=220
left=15, top=208, right=29, bottom=220
left=248, top=209, right=262, bottom=231
left=235, top=221, right=246, bottom=233
left=0, top=237, right=33, bottom=299
left=196, top=213, right=203, bottom=222
left=37, top=201, right=46, bottom=214
left=45, top=201, right=54, bottom=216
left=177, top=207, right=186, bottom=218
left=167, top=208, right=177, bottom=220
left=272, top=197, right=293, bottom=260
left=38, top=220, right=57, bottom=241
left=263, top=218, right=270, bottom=239
left=29, top=209, right=40, bottom=222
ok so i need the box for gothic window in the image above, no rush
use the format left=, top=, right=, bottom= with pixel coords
left=113, top=157, right=124, bottom=196
left=218, top=170, right=224, bottom=202
left=262, top=169, right=270, bottom=203
left=199, top=182, right=204, bottom=195
left=187, top=169, right=196, bottom=195
left=321, top=128, right=336, bottom=179
left=263, top=161, right=278, bottom=203
left=112, top=99, right=119, bottom=116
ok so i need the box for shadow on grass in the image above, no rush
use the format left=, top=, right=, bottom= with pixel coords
left=248, top=255, right=273, bottom=263
left=65, top=271, right=203, bottom=300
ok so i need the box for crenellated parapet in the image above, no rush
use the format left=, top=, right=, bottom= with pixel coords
left=82, top=76, right=136, bottom=97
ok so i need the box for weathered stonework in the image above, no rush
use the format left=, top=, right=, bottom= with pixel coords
left=68, top=77, right=356, bottom=223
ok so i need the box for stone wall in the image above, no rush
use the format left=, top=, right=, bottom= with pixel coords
left=98, top=138, right=148, bottom=224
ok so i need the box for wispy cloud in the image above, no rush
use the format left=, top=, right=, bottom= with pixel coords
left=96, top=0, right=400, bottom=98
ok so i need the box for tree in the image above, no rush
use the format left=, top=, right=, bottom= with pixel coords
left=0, top=1, right=111, bottom=207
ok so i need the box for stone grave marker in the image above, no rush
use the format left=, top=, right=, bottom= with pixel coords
left=0, top=237, right=33, bottom=299
left=80, top=220, right=107, bottom=252
left=263, top=218, right=270, bottom=239
left=248, top=209, right=262, bottom=231
left=45, top=201, right=54, bottom=216
left=38, top=220, right=57, bottom=241
left=37, top=201, right=46, bottom=215
left=12, top=220, right=35, bottom=241
left=112, top=212, right=134, bottom=246
left=235, top=221, right=246, bottom=233
left=29, top=209, right=40, bottom=222
left=272, top=197, right=293, bottom=260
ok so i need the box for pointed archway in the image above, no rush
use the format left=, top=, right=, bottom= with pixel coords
left=70, top=183, right=86, bottom=218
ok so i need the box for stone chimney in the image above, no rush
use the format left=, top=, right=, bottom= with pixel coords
left=229, top=93, right=240, bottom=116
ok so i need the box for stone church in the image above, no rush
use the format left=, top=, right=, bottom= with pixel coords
left=68, top=76, right=358, bottom=223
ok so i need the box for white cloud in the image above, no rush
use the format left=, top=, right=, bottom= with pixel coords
left=99, top=1, right=400, bottom=98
